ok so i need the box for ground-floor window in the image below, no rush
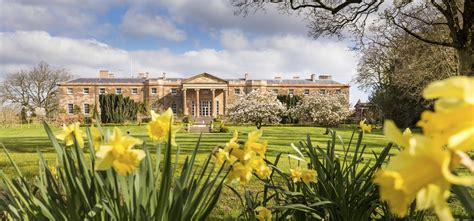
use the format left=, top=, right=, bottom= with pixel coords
left=191, top=101, right=195, bottom=115
left=216, top=101, right=220, bottom=115
left=171, top=103, right=177, bottom=114
left=200, top=100, right=210, bottom=116
left=67, top=104, right=74, bottom=114
left=84, top=103, right=90, bottom=115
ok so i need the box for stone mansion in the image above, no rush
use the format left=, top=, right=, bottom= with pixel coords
left=58, top=70, right=349, bottom=117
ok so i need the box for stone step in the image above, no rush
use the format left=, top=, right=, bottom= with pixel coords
left=189, top=124, right=211, bottom=133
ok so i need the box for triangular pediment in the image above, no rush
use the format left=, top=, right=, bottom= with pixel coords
left=183, top=73, right=227, bottom=84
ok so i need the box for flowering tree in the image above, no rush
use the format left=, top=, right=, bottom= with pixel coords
left=227, top=90, right=286, bottom=128
left=293, top=93, right=350, bottom=127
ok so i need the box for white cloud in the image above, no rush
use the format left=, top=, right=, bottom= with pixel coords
left=220, top=29, right=249, bottom=50
left=120, top=11, right=186, bottom=41
left=0, top=31, right=366, bottom=104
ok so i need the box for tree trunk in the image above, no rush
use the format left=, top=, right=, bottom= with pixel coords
left=20, top=106, right=28, bottom=124
left=457, top=47, right=474, bottom=76
left=256, top=121, right=262, bottom=129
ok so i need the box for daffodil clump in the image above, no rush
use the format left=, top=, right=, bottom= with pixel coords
left=290, top=166, right=317, bottom=185
left=213, top=129, right=271, bottom=185
left=374, top=76, right=474, bottom=221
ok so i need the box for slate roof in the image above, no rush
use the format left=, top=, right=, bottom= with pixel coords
left=64, top=77, right=345, bottom=85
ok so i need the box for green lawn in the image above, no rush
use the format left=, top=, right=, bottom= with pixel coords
left=0, top=123, right=467, bottom=219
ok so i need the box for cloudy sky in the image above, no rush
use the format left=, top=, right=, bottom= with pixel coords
left=0, top=0, right=366, bottom=105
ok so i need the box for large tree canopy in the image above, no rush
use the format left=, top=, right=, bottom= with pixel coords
left=227, top=90, right=286, bottom=128
left=0, top=62, right=72, bottom=122
left=233, top=0, right=473, bottom=75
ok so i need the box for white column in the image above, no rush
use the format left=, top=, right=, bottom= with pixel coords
left=211, top=89, right=216, bottom=117
left=195, top=89, right=200, bottom=116
left=182, top=89, right=187, bottom=115
left=223, top=88, right=228, bottom=115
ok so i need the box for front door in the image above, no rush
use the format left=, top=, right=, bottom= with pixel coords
left=200, top=100, right=211, bottom=116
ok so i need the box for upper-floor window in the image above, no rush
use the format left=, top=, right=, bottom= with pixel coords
left=304, top=89, right=310, bottom=95
left=116, top=88, right=122, bottom=94
left=83, top=103, right=90, bottom=115
left=288, top=89, right=294, bottom=95
left=272, top=89, right=278, bottom=94
left=132, top=88, right=138, bottom=95
left=83, top=88, right=89, bottom=94
left=67, top=88, right=73, bottom=95
left=336, top=89, right=341, bottom=94
left=319, top=89, right=326, bottom=95
left=67, top=104, right=74, bottom=114
left=235, top=89, right=241, bottom=95
left=171, top=88, right=177, bottom=95
left=151, top=88, right=157, bottom=95
left=99, top=88, right=106, bottom=94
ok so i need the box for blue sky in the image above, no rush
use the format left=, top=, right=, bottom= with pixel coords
left=0, top=0, right=368, bottom=105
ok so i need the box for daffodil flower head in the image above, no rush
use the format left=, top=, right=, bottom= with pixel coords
left=213, top=148, right=230, bottom=165
left=373, top=135, right=474, bottom=220
left=384, top=120, right=411, bottom=149
left=254, top=206, right=272, bottom=221
left=90, top=125, right=102, bottom=151
left=301, top=169, right=317, bottom=184
left=417, top=106, right=474, bottom=152
left=56, top=122, right=85, bottom=147
left=422, top=76, right=474, bottom=112
left=147, top=108, right=179, bottom=145
left=95, top=127, right=145, bottom=176
left=249, top=157, right=271, bottom=179
left=359, top=119, right=373, bottom=133
left=244, top=129, right=268, bottom=157
left=227, top=162, right=253, bottom=185
left=290, top=167, right=302, bottom=183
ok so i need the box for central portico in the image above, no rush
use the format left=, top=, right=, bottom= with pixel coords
left=181, top=73, right=229, bottom=117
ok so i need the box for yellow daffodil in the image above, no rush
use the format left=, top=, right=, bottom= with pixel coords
left=422, top=76, right=474, bottom=111
left=374, top=135, right=474, bottom=220
left=245, top=129, right=268, bottom=157
left=301, top=169, right=317, bottom=184
left=56, top=122, right=85, bottom=147
left=48, top=165, right=58, bottom=177
left=255, top=206, right=272, bottom=221
left=213, top=148, right=230, bottom=165
left=147, top=108, right=179, bottom=146
left=417, top=106, right=474, bottom=151
left=384, top=120, right=412, bottom=149
left=95, top=127, right=145, bottom=176
left=290, top=167, right=302, bottom=183
left=227, top=162, right=253, bottom=185
left=359, top=119, right=373, bottom=133
left=90, top=125, right=102, bottom=151
left=249, top=158, right=271, bottom=179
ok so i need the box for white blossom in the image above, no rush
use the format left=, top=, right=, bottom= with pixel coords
left=293, top=93, right=350, bottom=127
left=227, top=90, right=286, bottom=128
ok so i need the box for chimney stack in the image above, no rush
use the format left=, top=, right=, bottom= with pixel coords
left=319, top=75, right=332, bottom=80
left=244, top=73, right=249, bottom=80
left=108, top=72, right=114, bottom=78
left=162, top=72, right=167, bottom=80
left=99, top=70, right=109, bottom=78
left=138, top=72, right=146, bottom=79
left=293, top=76, right=300, bottom=80
left=310, top=74, right=316, bottom=82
